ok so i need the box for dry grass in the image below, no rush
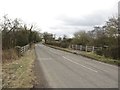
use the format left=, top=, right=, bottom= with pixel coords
left=2, top=49, right=18, bottom=63
left=2, top=49, right=35, bottom=88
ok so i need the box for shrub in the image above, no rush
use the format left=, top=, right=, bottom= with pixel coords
left=95, top=49, right=103, bottom=56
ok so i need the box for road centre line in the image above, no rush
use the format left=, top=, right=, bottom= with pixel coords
left=62, top=56, right=98, bottom=73
left=68, top=56, right=111, bottom=73
left=49, top=48, right=98, bottom=73
left=48, top=47, right=117, bottom=70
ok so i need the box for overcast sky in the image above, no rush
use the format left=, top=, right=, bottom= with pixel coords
left=0, top=0, right=119, bottom=37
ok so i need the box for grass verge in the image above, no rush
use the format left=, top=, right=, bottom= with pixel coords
left=2, top=49, right=35, bottom=88
left=2, top=49, right=18, bottom=63
left=79, top=51, right=120, bottom=66
left=46, top=44, right=120, bottom=66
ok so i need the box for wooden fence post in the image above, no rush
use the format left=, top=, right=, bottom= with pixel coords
left=78, top=45, right=79, bottom=50
left=92, top=46, right=94, bottom=53
left=80, top=45, right=82, bottom=51
left=72, top=44, right=74, bottom=49
left=76, top=45, right=77, bottom=50
left=86, top=45, right=88, bottom=52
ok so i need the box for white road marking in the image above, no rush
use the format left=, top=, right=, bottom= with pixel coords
left=68, top=56, right=111, bottom=73
left=96, top=60, right=118, bottom=68
left=63, top=56, right=98, bottom=73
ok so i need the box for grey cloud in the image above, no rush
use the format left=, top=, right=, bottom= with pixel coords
left=57, top=11, right=111, bottom=27
left=119, top=1, right=120, bottom=17
left=48, top=25, right=93, bottom=37
left=49, top=10, right=114, bottom=37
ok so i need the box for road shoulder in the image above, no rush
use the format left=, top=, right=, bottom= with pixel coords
left=33, top=46, right=50, bottom=88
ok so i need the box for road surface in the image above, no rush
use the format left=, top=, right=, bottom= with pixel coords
left=35, top=44, right=118, bottom=88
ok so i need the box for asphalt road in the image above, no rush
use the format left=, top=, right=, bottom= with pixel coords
left=35, top=44, right=118, bottom=88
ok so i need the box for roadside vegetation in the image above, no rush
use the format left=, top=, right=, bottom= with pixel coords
left=0, top=15, right=42, bottom=88
left=1, top=15, right=42, bottom=63
left=79, top=52, right=120, bottom=65
left=2, top=48, right=35, bottom=88
left=43, top=16, right=120, bottom=65
left=47, top=44, right=120, bottom=65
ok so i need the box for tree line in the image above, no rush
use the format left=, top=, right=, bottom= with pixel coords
left=43, top=17, right=120, bottom=60
left=0, top=15, right=42, bottom=50
left=1, top=15, right=119, bottom=60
